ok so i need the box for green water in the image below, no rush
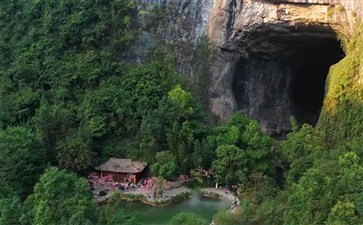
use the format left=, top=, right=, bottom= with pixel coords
left=117, top=192, right=228, bottom=225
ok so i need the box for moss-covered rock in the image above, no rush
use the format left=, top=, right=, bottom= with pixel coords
left=318, top=24, right=363, bottom=146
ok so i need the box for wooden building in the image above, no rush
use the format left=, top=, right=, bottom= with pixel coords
left=96, top=158, right=147, bottom=184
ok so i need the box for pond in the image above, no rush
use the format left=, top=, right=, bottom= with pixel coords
left=116, top=192, right=229, bottom=225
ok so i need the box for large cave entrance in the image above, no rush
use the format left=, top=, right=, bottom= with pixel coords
left=232, top=27, right=344, bottom=136
left=290, top=37, right=344, bottom=125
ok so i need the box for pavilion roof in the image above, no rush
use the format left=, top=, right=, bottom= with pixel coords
left=96, top=158, right=147, bottom=174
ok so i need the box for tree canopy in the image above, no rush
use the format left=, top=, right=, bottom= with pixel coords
left=0, top=127, right=45, bottom=197
left=26, top=167, right=97, bottom=225
left=0, top=0, right=362, bottom=225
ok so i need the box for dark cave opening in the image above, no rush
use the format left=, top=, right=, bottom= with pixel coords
left=233, top=32, right=344, bottom=136
left=289, top=38, right=344, bottom=125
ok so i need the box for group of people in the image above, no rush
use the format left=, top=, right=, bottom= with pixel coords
left=114, top=182, right=137, bottom=191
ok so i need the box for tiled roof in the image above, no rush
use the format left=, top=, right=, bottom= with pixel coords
left=96, top=158, right=147, bottom=173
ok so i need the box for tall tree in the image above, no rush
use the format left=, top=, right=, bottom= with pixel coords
left=56, top=131, right=93, bottom=174
left=210, top=113, right=272, bottom=185
left=212, top=145, right=248, bottom=184
left=283, top=152, right=363, bottom=225
left=26, top=167, right=97, bottom=225
left=33, top=98, right=75, bottom=164
left=0, top=127, right=45, bottom=196
left=151, top=151, right=178, bottom=179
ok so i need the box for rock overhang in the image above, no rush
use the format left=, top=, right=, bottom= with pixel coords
left=208, top=0, right=347, bottom=136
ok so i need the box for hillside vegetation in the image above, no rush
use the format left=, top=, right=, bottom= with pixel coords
left=0, top=1, right=362, bottom=225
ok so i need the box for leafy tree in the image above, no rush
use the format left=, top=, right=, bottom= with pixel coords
left=0, top=180, right=15, bottom=199
left=99, top=192, right=140, bottom=225
left=283, top=152, right=363, bottom=225
left=0, top=127, right=45, bottom=196
left=192, top=138, right=216, bottom=170
left=138, top=84, right=208, bottom=174
left=33, top=99, right=76, bottom=164
left=169, top=212, right=208, bottom=225
left=81, top=85, right=127, bottom=138
left=26, top=167, right=97, bottom=225
left=56, top=131, right=93, bottom=174
left=326, top=199, right=361, bottom=225
left=255, top=196, right=286, bottom=225
left=137, top=109, right=167, bottom=161
left=167, top=85, right=197, bottom=120
left=0, top=197, right=24, bottom=225
left=213, top=210, right=240, bottom=225
left=282, top=122, right=325, bottom=184
left=151, top=151, right=178, bottom=179
left=166, top=121, right=198, bottom=173
left=210, top=113, right=272, bottom=185
left=212, top=145, right=247, bottom=184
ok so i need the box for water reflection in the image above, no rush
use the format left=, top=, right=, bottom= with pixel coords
left=117, top=192, right=228, bottom=225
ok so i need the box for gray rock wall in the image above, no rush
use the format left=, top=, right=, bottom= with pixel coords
left=129, top=0, right=213, bottom=70
left=131, top=0, right=362, bottom=134
left=207, top=0, right=361, bottom=134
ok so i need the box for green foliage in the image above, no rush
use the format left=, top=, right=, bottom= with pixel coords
left=138, top=85, right=210, bottom=174
left=56, top=131, right=93, bottom=174
left=0, top=0, right=138, bottom=126
left=81, top=62, right=172, bottom=140
left=167, top=85, right=196, bottom=119
left=0, top=181, right=15, bottom=199
left=318, top=23, right=363, bottom=146
left=0, top=197, right=24, bottom=225
left=213, top=210, right=241, bottom=225
left=210, top=113, right=273, bottom=185
left=26, top=167, right=97, bottom=225
left=282, top=123, right=325, bottom=184
left=99, top=193, right=140, bottom=225
left=283, top=152, right=363, bottom=225
left=33, top=98, right=76, bottom=164
left=255, top=195, right=287, bottom=225
left=326, top=199, right=360, bottom=225
left=169, top=212, right=208, bottom=225
left=213, top=145, right=248, bottom=184
left=2, top=1, right=363, bottom=225
left=238, top=172, right=276, bottom=205
left=151, top=151, right=178, bottom=179
left=0, top=127, right=45, bottom=197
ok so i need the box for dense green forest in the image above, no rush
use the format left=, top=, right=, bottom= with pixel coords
left=0, top=0, right=363, bottom=225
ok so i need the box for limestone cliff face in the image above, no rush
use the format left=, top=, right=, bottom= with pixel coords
left=136, top=0, right=212, bottom=41
left=128, top=0, right=213, bottom=74
left=133, top=0, right=362, bottom=135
